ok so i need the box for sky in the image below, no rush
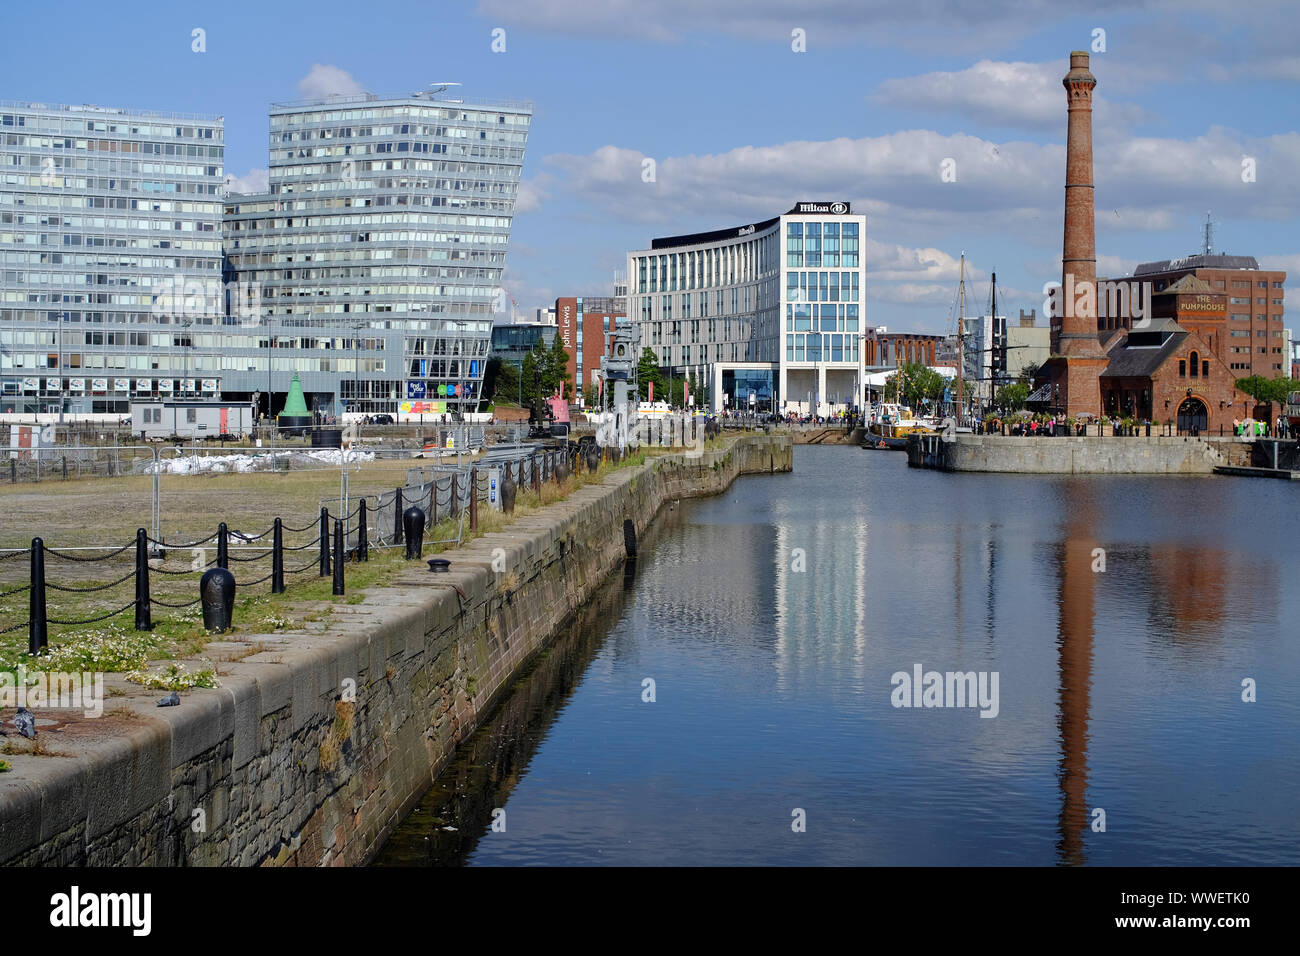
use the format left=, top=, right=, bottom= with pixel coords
left=5, top=0, right=1298, bottom=335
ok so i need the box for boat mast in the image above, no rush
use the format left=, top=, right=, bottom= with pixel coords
left=956, top=252, right=965, bottom=423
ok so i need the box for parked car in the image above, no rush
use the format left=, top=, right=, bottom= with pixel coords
left=371, top=414, right=395, bottom=425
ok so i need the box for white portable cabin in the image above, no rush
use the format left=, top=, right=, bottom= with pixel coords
left=130, top=400, right=253, bottom=440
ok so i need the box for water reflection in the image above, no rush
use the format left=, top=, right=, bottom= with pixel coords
left=1052, top=500, right=1097, bottom=866
left=373, top=447, right=1300, bottom=866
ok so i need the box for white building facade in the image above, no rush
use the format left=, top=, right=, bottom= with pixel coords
left=626, top=201, right=865, bottom=415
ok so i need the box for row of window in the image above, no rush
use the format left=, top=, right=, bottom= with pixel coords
left=786, top=271, right=860, bottom=302
left=637, top=232, right=781, bottom=294
left=786, top=333, right=861, bottom=363
left=6, top=235, right=221, bottom=252
left=1, top=115, right=221, bottom=140
left=787, top=304, right=861, bottom=333
left=271, top=109, right=529, bottom=128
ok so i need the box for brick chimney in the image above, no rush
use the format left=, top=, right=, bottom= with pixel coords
left=1055, top=50, right=1108, bottom=417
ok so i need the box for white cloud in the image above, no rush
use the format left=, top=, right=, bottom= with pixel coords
left=514, top=176, right=548, bottom=214
left=475, top=0, right=1154, bottom=53
left=872, top=59, right=1150, bottom=133
left=1257, top=254, right=1300, bottom=276
left=298, top=64, right=365, bottom=101
left=223, top=168, right=269, bottom=195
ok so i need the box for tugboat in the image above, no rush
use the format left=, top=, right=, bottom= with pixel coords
left=863, top=403, right=937, bottom=449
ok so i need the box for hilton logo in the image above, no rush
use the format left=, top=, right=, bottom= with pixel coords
left=737, top=225, right=755, bottom=236
left=793, top=201, right=851, bottom=215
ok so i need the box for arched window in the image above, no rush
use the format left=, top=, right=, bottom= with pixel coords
left=1189, top=351, right=1199, bottom=377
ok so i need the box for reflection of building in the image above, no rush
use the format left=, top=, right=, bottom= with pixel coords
left=0, top=101, right=225, bottom=415
left=626, top=201, right=865, bottom=414
left=554, top=296, right=625, bottom=403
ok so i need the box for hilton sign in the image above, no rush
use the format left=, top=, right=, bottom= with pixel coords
left=789, top=201, right=851, bottom=215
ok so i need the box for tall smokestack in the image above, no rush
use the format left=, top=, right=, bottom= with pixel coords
left=1054, top=50, right=1108, bottom=418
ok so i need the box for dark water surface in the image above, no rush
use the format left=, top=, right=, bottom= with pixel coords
left=374, top=445, right=1300, bottom=866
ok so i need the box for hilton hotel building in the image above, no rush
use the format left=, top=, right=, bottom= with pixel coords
left=626, top=202, right=865, bottom=415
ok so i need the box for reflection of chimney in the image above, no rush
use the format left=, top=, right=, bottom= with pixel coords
left=1055, top=511, right=1096, bottom=865
left=1057, top=51, right=1109, bottom=417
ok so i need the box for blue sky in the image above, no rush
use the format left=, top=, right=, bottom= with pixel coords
left=6, top=0, right=1297, bottom=333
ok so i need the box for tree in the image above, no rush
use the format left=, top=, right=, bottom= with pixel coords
left=1018, top=362, right=1041, bottom=386
left=884, top=362, right=946, bottom=411
left=483, top=356, right=521, bottom=406
left=521, top=347, right=543, bottom=416
left=1235, top=374, right=1297, bottom=407
left=995, top=381, right=1030, bottom=412
left=544, top=332, right=572, bottom=399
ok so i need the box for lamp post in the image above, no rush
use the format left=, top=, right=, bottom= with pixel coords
left=351, top=321, right=364, bottom=420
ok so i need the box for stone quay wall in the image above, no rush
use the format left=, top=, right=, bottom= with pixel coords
left=0, top=434, right=792, bottom=867
left=907, top=433, right=1250, bottom=474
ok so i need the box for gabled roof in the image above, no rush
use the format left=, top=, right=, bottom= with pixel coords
left=1101, top=329, right=1188, bottom=379
left=1156, top=273, right=1214, bottom=295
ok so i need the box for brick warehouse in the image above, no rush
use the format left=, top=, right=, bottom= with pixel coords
left=555, top=296, right=625, bottom=404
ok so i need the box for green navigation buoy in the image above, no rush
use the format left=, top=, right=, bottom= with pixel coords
left=278, top=372, right=312, bottom=436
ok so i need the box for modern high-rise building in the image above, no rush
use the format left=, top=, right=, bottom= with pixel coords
left=223, top=90, right=533, bottom=416
left=626, top=201, right=865, bottom=414
left=0, top=101, right=225, bottom=414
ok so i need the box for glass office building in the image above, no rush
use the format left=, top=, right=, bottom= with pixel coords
left=224, top=91, right=532, bottom=416
left=0, top=101, right=225, bottom=414
left=626, top=202, right=866, bottom=414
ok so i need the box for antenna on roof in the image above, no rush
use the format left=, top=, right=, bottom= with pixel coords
left=427, top=82, right=462, bottom=96
left=1202, top=210, right=1216, bottom=257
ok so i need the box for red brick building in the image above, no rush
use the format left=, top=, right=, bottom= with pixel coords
left=554, top=296, right=625, bottom=404
left=1099, top=317, right=1247, bottom=433
left=864, top=330, right=942, bottom=367
left=1131, top=254, right=1286, bottom=377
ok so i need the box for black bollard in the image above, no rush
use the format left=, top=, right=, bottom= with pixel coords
left=29, top=537, right=46, bottom=655
left=357, top=500, right=368, bottom=562
left=393, top=488, right=404, bottom=544
left=135, top=528, right=152, bottom=631
left=319, top=507, right=330, bottom=577
left=469, top=468, right=478, bottom=531
left=200, top=567, right=236, bottom=633
left=271, top=517, right=285, bottom=594
left=217, top=521, right=229, bottom=569
left=332, top=520, right=345, bottom=596
left=501, top=467, right=517, bottom=515
left=403, top=506, right=426, bottom=559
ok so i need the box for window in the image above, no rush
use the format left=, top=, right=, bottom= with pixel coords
left=1189, top=350, right=1199, bottom=377
left=1202, top=361, right=1209, bottom=377
left=1179, top=360, right=1186, bottom=376
left=186, top=408, right=197, bottom=423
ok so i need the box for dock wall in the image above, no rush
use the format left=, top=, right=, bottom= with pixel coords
left=0, top=434, right=791, bottom=866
